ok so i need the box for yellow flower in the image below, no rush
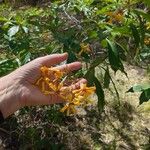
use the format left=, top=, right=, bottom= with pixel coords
left=115, top=13, right=123, bottom=22
left=73, top=83, right=96, bottom=98
left=40, top=66, right=64, bottom=82
left=40, top=66, right=49, bottom=77
left=72, top=95, right=84, bottom=105
left=59, top=87, right=73, bottom=102
left=144, top=37, right=150, bottom=45
left=146, top=22, right=150, bottom=30
left=78, top=43, right=91, bottom=56
left=36, top=66, right=64, bottom=94
left=48, top=67, right=64, bottom=81
left=49, top=82, right=63, bottom=92
left=106, top=10, right=124, bottom=24
left=35, top=66, right=96, bottom=116
left=60, top=103, right=76, bottom=115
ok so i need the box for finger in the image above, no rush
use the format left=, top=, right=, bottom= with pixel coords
left=54, top=62, right=82, bottom=73
left=61, top=78, right=87, bottom=91
left=70, top=78, right=87, bottom=90
left=37, top=53, right=68, bottom=67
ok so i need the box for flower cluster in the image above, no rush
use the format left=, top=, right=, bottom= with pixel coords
left=146, top=22, right=150, bottom=30
left=106, top=10, right=124, bottom=24
left=144, top=37, right=150, bottom=46
left=78, top=43, right=91, bottom=56
left=35, top=66, right=96, bottom=115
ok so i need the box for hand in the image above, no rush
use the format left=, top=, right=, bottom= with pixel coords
left=0, top=53, right=86, bottom=118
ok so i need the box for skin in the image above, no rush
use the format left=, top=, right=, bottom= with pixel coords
left=0, top=53, right=86, bottom=118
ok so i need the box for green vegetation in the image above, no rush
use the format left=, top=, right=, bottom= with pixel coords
left=0, top=0, right=150, bottom=149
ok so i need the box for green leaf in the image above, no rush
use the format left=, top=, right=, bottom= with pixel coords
left=0, top=17, right=8, bottom=22
left=127, top=84, right=150, bottom=93
left=18, top=50, right=31, bottom=65
left=139, top=89, right=150, bottom=104
left=8, top=25, right=20, bottom=38
left=133, top=9, right=150, bottom=21
left=84, top=68, right=95, bottom=86
left=93, top=76, right=105, bottom=112
left=106, top=39, right=126, bottom=75
left=127, top=84, right=150, bottom=105
left=140, top=47, right=150, bottom=60
left=0, top=59, right=19, bottom=76
left=104, top=66, right=110, bottom=89
left=115, top=42, right=127, bottom=61
left=90, top=56, right=106, bottom=69
left=143, top=0, right=150, bottom=7
left=130, top=24, right=140, bottom=48
left=22, top=26, right=29, bottom=33
left=67, top=51, right=77, bottom=63
left=112, top=26, right=130, bottom=36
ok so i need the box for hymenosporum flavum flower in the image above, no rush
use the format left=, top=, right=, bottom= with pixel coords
left=36, top=66, right=64, bottom=94
left=35, top=66, right=96, bottom=115
left=146, top=22, right=150, bottom=30
left=144, top=37, right=150, bottom=46
left=60, top=83, right=96, bottom=115
left=78, top=43, right=91, bottom=56
left=106, top=10, right=124, bottom=24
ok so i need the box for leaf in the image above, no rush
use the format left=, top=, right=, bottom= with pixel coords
left=143, top=0, right=150, bottom=7
left=139, top=89, right=150, bottom=104
left=83, top=0, right=94, bottom=5
left=133, top=9, right=150, bottom=21
left=112, top=26, right=130, bottom=36
left=67, top=51, right=77, bottom=63
left=0, top=59, right=19, bottom=76
left=127, top=84, right=150, bottom=93
left=115, top=42, right=127, bottom=61
left=18, top=50, right=31, bottom=65
left=22, top=26, right=29, bottom=33
left=90, top=56, right=106, bottom=69
left=140, top=47, right=150, bottom=60
left=106, top=39, right=126, bottom=75
left=8, top=25, right=19, bottom=38
left=0, top=17, right=8, bottom=22
left=88, top=30, right=98, bottom=39
left=84, top=68, right=95, bottom=86
left=127, top=84, right=150, bottom=105
left=130, top=24, right=140, bottom=48
left=93, top=76, right=105, bottom=112
left=104, top=66, right=110, bottom=88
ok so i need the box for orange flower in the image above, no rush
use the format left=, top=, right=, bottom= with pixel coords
left=59, top=87, right=73, bottom=102
left=60, top=103, right=76, bottom=115
left=106, top=10, right=124, bottom=24
left=48, top=67, right=64, bottom=81
left=40, top=66, right=64, bottom=82
left=35, top=66, right=96, bottom=115
left=78, top=43, right=91, bottom=56
left=73, top=83, right=96, bottom=98
left=144, top=37, right=150, bottom=45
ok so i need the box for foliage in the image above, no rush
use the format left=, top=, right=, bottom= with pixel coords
left=0, top=0, right=150, bottom=149
left=128, top=84, right=150, bottom=104
left=0, top=0, right=150, bottom=115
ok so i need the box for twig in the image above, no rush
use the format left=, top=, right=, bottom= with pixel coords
left=0, top=127, right=10, bottom=135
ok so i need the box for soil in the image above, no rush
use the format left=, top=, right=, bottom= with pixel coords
left=0, top=63, right=150, bottom=150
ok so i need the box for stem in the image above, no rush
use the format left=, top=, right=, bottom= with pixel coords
left=101, top=66, right=120, bottom=105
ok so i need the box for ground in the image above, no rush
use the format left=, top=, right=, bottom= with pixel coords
left=0, top=63, right=150, bottom=150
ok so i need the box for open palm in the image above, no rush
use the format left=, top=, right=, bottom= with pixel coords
left=10, top=53, right=86, bottom=107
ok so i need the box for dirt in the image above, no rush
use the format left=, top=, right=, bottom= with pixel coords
left=0, top=63, right=150, bottom=150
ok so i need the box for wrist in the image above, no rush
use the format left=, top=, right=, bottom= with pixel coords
left=0, top=75, right=22, bottom=118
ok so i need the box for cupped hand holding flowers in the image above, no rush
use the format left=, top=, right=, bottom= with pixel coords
left=0, top=53, right=86, bottom=118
